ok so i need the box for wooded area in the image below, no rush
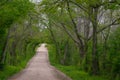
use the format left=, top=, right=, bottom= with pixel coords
left=0, top=0, right=120, bottom=80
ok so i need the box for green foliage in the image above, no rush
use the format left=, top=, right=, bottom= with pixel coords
left=94, top=27, right=120, bottom=80
left=106, top=27, right=120, bottom=80
left=40, top=0, right=120, bottom=79
left=56, top=65, right=108, bottom=80
left=0, top=1, right=41, bottom=79
left=105, top=3, right=120, bottom=10
left=0, top=0, right=120, bottom=79
left=0, top=0, right=34, bottom=61
left=48, top=44, right=108, bottom=80
left=0, top=0, right=34, bottom=27
left=47, top=44, right=57, bottom=65
left=0, top=65, right=21, bottom=80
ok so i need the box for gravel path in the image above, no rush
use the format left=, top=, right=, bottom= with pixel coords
left=8, top=44, right=71, bottom=80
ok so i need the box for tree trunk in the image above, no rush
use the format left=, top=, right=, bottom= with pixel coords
left=91, top=8, right=99, bottom=75
left=0, top=28, right=10, bottom=64
left=47, top=21, right=61, bottom=63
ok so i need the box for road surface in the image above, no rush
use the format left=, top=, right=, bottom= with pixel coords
left=8, top=43, right=71, bottom=80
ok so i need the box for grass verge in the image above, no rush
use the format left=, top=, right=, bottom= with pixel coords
left=0, top=65, right=22, bottom=80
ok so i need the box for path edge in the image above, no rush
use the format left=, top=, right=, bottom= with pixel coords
left=50, top=66, right=72, bottom=80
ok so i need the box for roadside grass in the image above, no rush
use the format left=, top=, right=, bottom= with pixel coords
left=0, top=57, right=33, bottom=80
left=47, top=44, right=109, bottom=80
left=0, top=56, right=34, bottom=79
left=0, top=65, right=21, bottom=80
left=54, top=65, right=108, bottom=80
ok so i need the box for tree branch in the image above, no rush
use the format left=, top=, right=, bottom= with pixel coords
left=66, top=0, right=85, bottom=46
left=97, top=17, right=120, bottom=33
left=61, top=23, right=79, bottom=44
left=88, top=17, right=120, bottom=40
left=69, top=0, right=88, bottom=13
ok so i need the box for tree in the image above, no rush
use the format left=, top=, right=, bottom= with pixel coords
left=0, top=0, right=34, bottom=64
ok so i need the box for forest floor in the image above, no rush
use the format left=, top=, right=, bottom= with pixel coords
left=8, top=44, right=71, bottom=80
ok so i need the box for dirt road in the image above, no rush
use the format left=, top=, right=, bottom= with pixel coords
left=8, top=44, right=71, bottom=80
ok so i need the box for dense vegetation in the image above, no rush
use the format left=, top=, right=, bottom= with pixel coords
left=0, top=0, right=120, bottom=80
left=0, top=0, right=41, bottom=79
left=39, top=0, right=120, bottom=80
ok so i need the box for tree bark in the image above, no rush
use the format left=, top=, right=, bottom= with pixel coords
left=91, top=8, right=99, bottom=75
